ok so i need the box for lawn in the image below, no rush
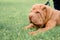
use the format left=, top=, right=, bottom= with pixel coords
left=0, top=0, right=60, bottom=40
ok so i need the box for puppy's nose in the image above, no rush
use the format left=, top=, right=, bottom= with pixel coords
left=29, top=15, right=33, bottom=20
left=29, top=13, right=33, bottom=19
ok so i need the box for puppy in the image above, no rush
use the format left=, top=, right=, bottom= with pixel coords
left=24, top=4, right=60, bottom=35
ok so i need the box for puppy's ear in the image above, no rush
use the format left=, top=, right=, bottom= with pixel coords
left=41, top=5, right=47, bottom=15
left=41, top=6, right=46, bottom=11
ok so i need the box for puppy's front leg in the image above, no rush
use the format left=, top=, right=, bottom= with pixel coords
left=24, top=23, right=34, bottom=30
left=41, top=20, right=56, bottom=32
left=29, top=20, right=56, bottom=35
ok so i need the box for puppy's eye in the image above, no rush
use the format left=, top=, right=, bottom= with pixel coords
left=36, top=11, right=40, bottom=13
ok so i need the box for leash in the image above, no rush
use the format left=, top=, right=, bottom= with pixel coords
left=45, top=0, right=50, bottom=6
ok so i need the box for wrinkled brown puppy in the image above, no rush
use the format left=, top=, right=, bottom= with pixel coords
left=24, top=4, right=60, bottom=35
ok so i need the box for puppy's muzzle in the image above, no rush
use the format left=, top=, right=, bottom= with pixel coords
left=29, top=13, right=43, bottom=26
left=29, top=12, right=34, bottom=20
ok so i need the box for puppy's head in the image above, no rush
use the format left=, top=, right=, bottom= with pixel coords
left=29, top=4, right=47, bottom=27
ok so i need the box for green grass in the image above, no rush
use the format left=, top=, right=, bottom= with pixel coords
left=0, top=0, right=60, bottom=40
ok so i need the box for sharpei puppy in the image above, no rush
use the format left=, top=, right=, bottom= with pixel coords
left=24, top=4, right=60, bottom=35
